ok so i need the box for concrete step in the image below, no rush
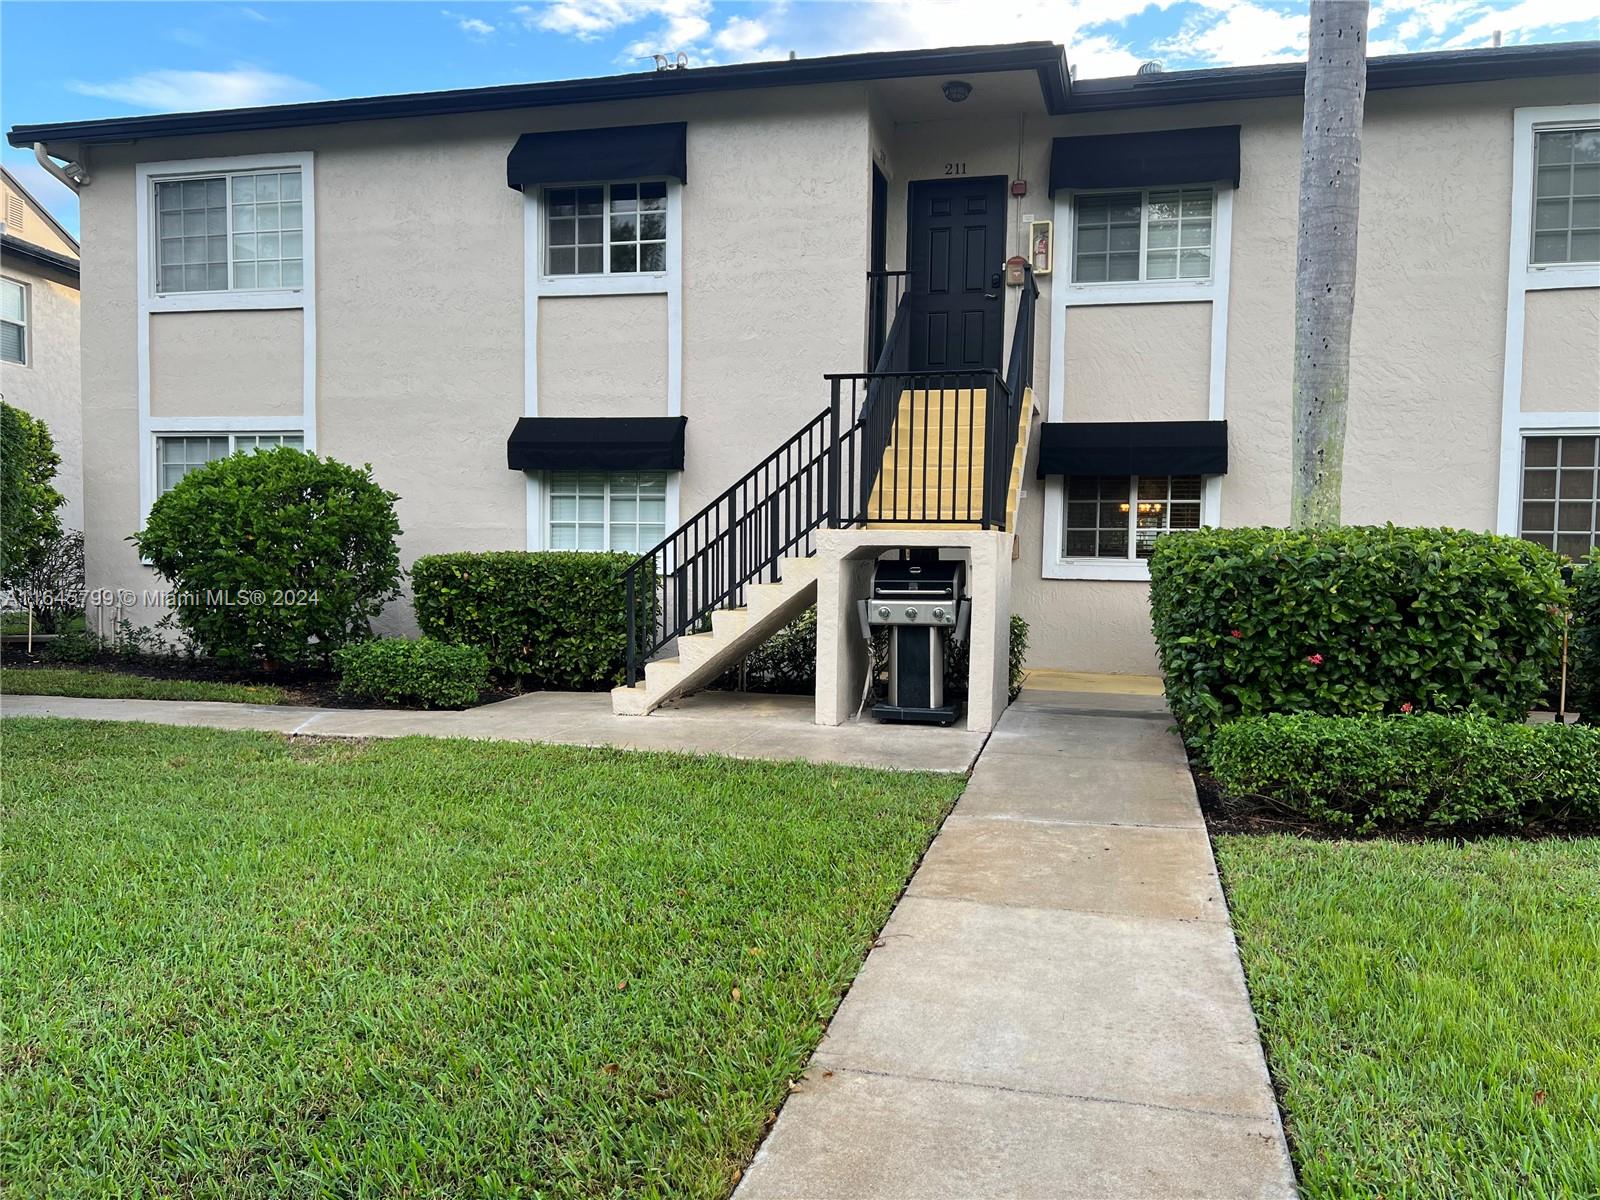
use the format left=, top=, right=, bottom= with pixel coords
left=611, top=556, right=821, bottom=716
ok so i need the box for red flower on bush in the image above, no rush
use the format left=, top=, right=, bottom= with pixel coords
left=1306, top=653, right=1324, bottom=665
left=1230, top=629, right=1243, bottom=639
left=1400, top=701, right=1414, bottom=714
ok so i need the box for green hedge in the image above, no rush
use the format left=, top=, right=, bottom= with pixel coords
left=1569, top=550, right=1599, bottom=724
left=333, top=637, right=488, bottom=709
left=1209, top=712, right=1600, bottom=831
left=410, top=551, right=635, bottom=689
left=1148, top=526, right=1566, bottom=747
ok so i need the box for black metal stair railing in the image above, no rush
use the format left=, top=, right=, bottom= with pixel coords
left=623, top=265, right=1037, bottom=685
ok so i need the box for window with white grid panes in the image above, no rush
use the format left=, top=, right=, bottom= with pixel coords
left=545, top=182, right=668, bottom=276
left=156, top=432, right=304, bottom=496
left=1, top=277, right=26, bottom=364
left=1062, top=475, right=1203, bottom=559
left=1532, top=127, right=1600, bottom=265
left=1520, top=435, right=1598, bottom=558
left=154, top=169, right=303, bottom=293
left=547, top=472, right=668, bottom=552
left=1073, top=188, right=1215, bottom=283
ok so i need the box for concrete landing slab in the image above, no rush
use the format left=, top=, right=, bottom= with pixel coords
left=0, top=689, right=987, bottom=773
left=737, top=1069, right=1295, bottom=1200
left=812, top=897, right=1276, bottom=1119
left=908, top=816, right=1226, bottom=922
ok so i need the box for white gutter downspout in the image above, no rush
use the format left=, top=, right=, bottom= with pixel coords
left=33, top=142, right=88, bottom=190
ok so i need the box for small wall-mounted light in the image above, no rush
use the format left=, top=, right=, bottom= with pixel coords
left=942, top=80, right=973, bottom=103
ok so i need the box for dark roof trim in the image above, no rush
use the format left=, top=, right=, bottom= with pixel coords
left=1, top=233, right=80, bottom=287
left=1068, top=41, right=1600, bottom=112
left=8, top=42, right=1069, bottom=149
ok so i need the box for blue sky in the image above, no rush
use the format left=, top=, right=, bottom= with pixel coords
left=5, top=0, right=1597, bottom=236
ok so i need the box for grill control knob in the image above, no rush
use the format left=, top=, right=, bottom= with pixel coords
left=932, top=607, right=947, bottom=621
left=905, top=606, right=918, bottom=620
left=877, top=605, right=891, bottom=619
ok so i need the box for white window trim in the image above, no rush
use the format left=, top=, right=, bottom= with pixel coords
left=530, top=178, right=677, bottom=298
left=1517, top=112, right=1600, bottom=290
left=527, top=469, right=681, bottom=553
left=1061, top=184, right=1224, bottom=301
left=1496, top=105, right=1600, bottom=536
left=1, top=275, right=29, bottom=367
left=522, top=177, right=683, bottom=551
left=135, top=153, right=316, bottom=535
left=1050, top=474, right=1208, bottom=580
left=153, top=429, right=306, bottom=497
left=137, top=152, right=315, bottom=312
left=1513, top=426, right=1600, bottom=552
left=1042, top=183, right=1233, bottom=581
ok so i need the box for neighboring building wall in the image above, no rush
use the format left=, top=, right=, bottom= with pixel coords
left=2, top=173, right=77, bottom=257
left=0, top=263, right=82, bottom=531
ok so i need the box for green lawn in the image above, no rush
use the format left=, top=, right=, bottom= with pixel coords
left=1, top=666, right=288, bottom=704
left=1, top=718, right=964, bottom=1197
left=1215, top=835, right=1600, bottom=1200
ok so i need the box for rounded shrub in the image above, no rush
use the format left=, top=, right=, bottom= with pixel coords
left=0, top=402, right=65, bottom=587
left=1148, top=525, right=1567, bottom=747
left=1208, top=711, right=1600, bottom=831
left=333, top=637, right=488, bottom=709
left=133, top=447, right=402, bottom=667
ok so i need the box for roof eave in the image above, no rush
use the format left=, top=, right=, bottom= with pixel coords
left=1065, top=41, right=1600, bottom=113
left=8, top=42, right=1071, bottom=149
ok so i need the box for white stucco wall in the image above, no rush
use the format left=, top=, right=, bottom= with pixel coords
left=148, top=310, right=302, bottom=418
left=1522, top=287, right=1600, bottom=413
left=537, top=294, right=668, bottom=418
left=1062, top=303, right=1211, bottom=422
left=0, top=267, right=82, bottom=530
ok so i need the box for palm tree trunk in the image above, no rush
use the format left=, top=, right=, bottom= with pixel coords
left=1291, top=0, right=1369, bottom=528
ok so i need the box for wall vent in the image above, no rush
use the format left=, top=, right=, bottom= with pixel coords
left=3, top=194, right=23, bottom=231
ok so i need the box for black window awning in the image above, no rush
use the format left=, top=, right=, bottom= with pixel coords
left=1036, top=420, right=1228, bottom=478
left=506, top=123, right=687, bottom=191
left=507, top=416, right=685, bottom=472
left=1049, top=126, right=1241, bottom=194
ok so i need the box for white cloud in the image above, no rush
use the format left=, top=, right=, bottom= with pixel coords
left=1156, top=0, right=1308, bottom=67
left=521, top=0, right=711, bottom=45
left=443, top=9, right=497, bottom=37
left=238, top=6, right=271, bottom=22
left=69, top=65, right=319, bottom=111
left=714, top=15, right=770, bottom=53
left=1445, top=0, right=1600, bottom=46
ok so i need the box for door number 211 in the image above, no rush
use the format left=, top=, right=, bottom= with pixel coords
left=943, top=162, right=967, bottom=176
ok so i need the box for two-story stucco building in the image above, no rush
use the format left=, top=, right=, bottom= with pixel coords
left=1, top=165, right=82, bottom=530
left=8, top=40, right=1598, bottom=722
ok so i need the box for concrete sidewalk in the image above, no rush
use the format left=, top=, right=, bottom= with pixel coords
left=736, top=688, right=1297, bottom=1199
left=0, top=688, right=987, bottom=773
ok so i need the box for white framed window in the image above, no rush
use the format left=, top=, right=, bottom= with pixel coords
left=1531, top=127, right=1600, bottom=267
left=543, top=182, right=668, bottom=277
left=1, top=277, right=27, bottom=365
left=1062, top=474, right=1203, bottom=561
left=152, top=168, right=304, bottom=294
left=155, top=432, right=304, bottom=497
left=547, top=471, right=667, bottom=553
left=1071, top=187, right=1216, bottom=284
left=1519, top=434, right=1598, bottom=558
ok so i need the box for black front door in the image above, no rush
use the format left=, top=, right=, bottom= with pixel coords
left=906, top=176, right=1007, bottom=373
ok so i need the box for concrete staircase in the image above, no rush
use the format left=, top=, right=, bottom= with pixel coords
left=610, top=554, right=823, bottom=716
